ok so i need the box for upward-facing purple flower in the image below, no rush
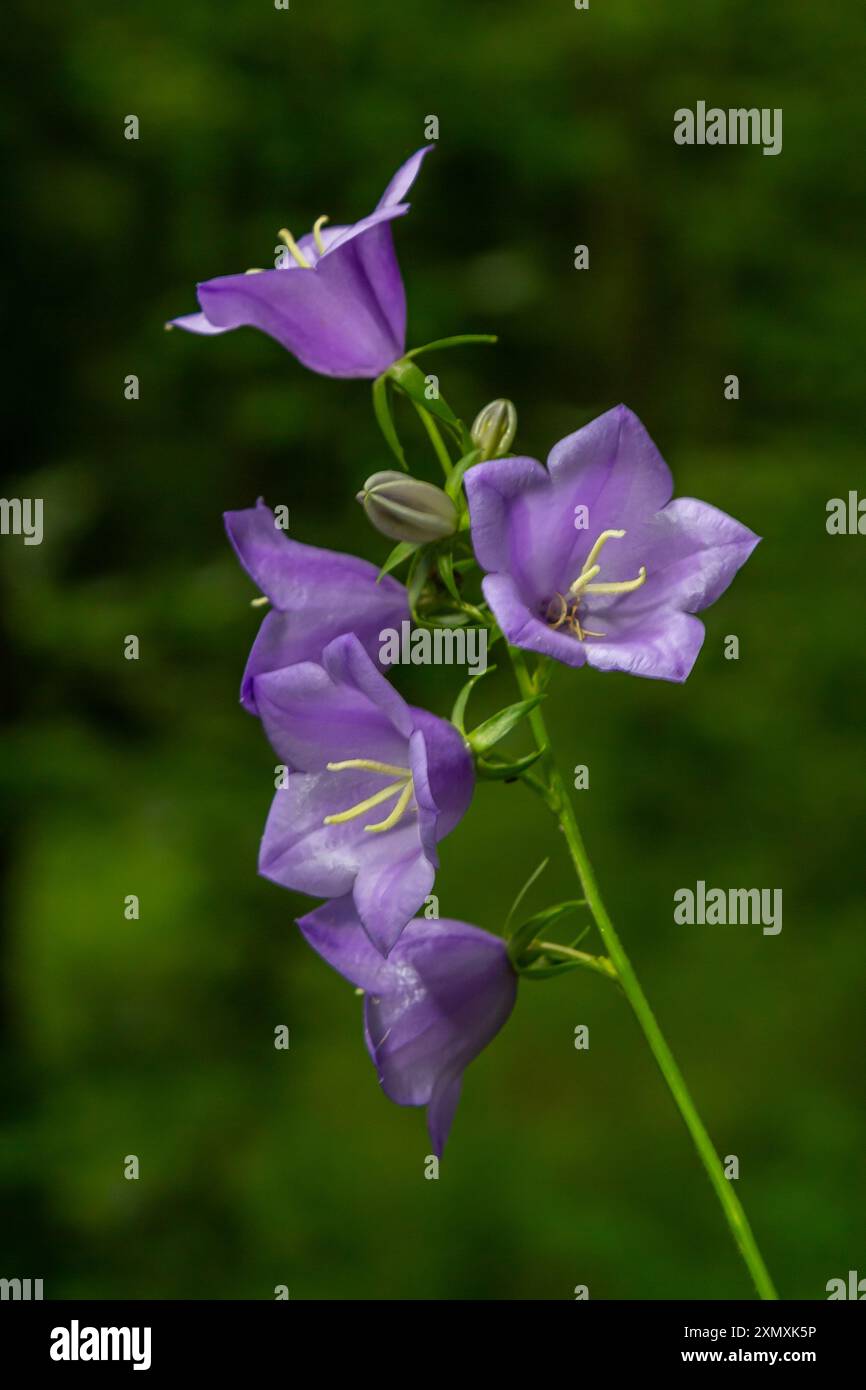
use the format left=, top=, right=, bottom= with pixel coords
left=255, top=633, right=473, bottom=955
left=297, top=894, right=517, bottom=1154
left=171, top=147, right=433, bottom=378
left=225, top=499, right=409, bottom=714
left=465, top=405, right=760, bottom=682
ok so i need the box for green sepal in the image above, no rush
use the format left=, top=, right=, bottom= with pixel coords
left=518, top=959, right=600, bottom=981
left=508, top=901, right=586, bottom=962
left=476, top=746, right=546, bottom=780
left=450, top=665, right=497, bottom=735
left=414, top=611, right=472, bottom=629
left=445, top=448, right=481, bottom=500
left=437, top=549, right=461, bottom=603
left=466, top=694, right=546, bottom=755
left=503, top=857, right=549, bottom=940
left=372, top=374, right=407, bottom=470
left=387, top=359, right=461, bottom=433
left=404, top=334, right=498, bottom=361
left=377, top=540, right=419, bottom=582
left=406, top=547, right=434, bottom=612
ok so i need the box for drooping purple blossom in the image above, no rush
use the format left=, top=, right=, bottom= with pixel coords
left=254, top=633, right=473, bottom=956
left=171, top=147, right=433, bottom=378
left=225, top=499, right=409, bottom=714
left=465, top=404, right=760, bottom=682
left=297, top=894, right=517, bottom=1154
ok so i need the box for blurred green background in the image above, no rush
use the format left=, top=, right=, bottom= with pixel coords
left=2, top=0, right=864, bottom=1300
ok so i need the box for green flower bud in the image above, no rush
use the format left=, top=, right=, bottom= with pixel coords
left=358, top=470, right=458, bottom=544
left=470, top=398, right=517, bottom=460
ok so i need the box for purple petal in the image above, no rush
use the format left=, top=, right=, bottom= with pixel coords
left=256, top=637, right=473, bottom=954
left=427, top=1071, right=464, bottom=1157
left=225, top=502, right=409, bottom=712
left=253, top=646, right=413, bottom=771
left=297, top=898, right=517, bottom=1153
left=259, top=771, right=368, bottom=898
left=582, top=606, right=707, bottom=683
left=352, top=829, right=436, bottom=955
left=409, top=710, right=475, bottom=856
left=320, top=633, right=415, bottom=741
left=467, top=407, right=758, bottom=683
left=481, top=573, right=588, bottom=669
left=626, top=497, right=761, bottom=615
left=195, top=205, right=409, bottom=378
left=295, top=892, right=392, bottom=991
left=546, top=404, right=674, bottom=538
left=464, top=455, right=569, bottom=603
left=171, top=148, right=433, bottom=377
left=170, top=310, right=231, bottom=336
left=377, top=145, right=435, bottom=209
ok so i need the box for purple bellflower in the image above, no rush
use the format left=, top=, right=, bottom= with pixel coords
left=171, top=147, right=433, bottom=378
left=297, top=894, right=517, bottom=1154
left=254, top=633, right=474, bottom=956
left=465, top=404, right=760, bottom=682
left=225, top=499, right=409, bottom=714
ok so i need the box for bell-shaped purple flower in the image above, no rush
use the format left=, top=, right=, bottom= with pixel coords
left=297, top=894, right=517, bottom=1154
left=225, top=499, right=409, bottom=714
left=254, top=633, right=474, bottom=955
left=171, top=147, right=433, bottom=378
left=465, top=404, right=760, bottom=682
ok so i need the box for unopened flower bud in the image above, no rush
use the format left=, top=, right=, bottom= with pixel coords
left=470, top=399, right=517, bottom=460
left=357, top=471, right=458, bottom=544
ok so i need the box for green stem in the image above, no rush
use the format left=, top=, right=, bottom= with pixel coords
left=508, top=645, right=778, bottom=1301
left=412, top=400, right=454, bottom=478
left=532, top=941, right=618, bottom=981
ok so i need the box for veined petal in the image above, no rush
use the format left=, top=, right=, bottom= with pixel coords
left=624, top=497, right=761, bottom=615
left=321, top=633, right=416, bottom=741
left=467, top=406, right=758, bottom=683
left=377, top=144, right=435, bottom=209
left=353, top=832, right=435, bottom=956
left=170, top=310, right=231, bottom=336
left=481, top=573, right=588, bottom=668
left=259, top=771, right=370, bottom=898
left=253, top=652, right=412, bottom=771
left=583, top=606, right=706, bottom=683
left=170, top=147, right=432, bottom=378
left=464, top=455, right=554, bottom=574
left=195, top=205, right=409, bottom=378
left=297, top=898, right=517, bottom=1153
left=225, top=501, right=408, bottom=711
left=546, top=404, right=674, bottom=534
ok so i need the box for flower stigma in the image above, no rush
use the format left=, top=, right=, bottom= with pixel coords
left=277, top=228, right=313, bottom=269
left=312, top=215, right=330, bottom=255
left=322, top=758, right=415, bottom=834
left=545, top=529, right=647, bottom=640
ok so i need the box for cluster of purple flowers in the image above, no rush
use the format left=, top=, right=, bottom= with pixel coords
left=174, top=149, right=759, bottom=1152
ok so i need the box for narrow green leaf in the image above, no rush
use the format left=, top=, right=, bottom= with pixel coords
left=372, top=374, right=407, bottom=470
left=519, top=960, right=596, bottom=981
left=507, top=901, right=587, bottom=964
left=387, top=360, right=461, bottom=431
left=445, top=447, right=481, bottom=500
left=437, top=550, right=461, bottom=603
left=467, top=694, right=545, bottom=755
left=516, top=901, right=587, bottom=937
left=407, top=547, right=433, bottom=612
left=504, top=857, right=549, bottom=940
left=415, top=611, right=471, bottom=629
left=476, top=746, right=546, bottom=780
left=404, top=334, right=498, bottom=360
left=450, top=664, right=497, bottom=734
left=377, top=540, right=419, bottom=583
